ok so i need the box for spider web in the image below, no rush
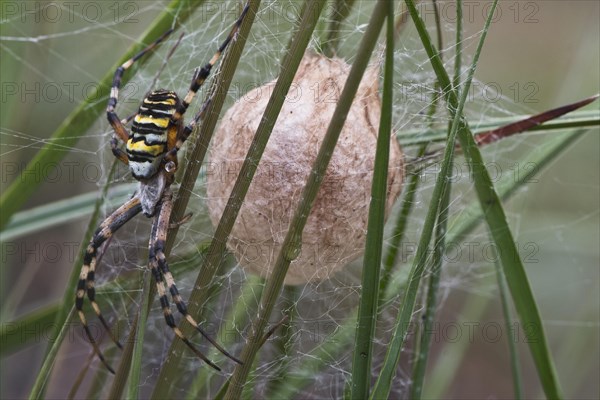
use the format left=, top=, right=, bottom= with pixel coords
left=0, top=1, right=598, bottom=399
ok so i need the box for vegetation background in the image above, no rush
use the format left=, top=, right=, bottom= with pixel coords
left=1, top=1, right=598, bottom=398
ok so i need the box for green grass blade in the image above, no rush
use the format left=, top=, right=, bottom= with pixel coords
left=0, top=184, right=133, bottom=241
left=453, top=0, right=463, bottom=89
left=0, top=0, right=201, bottom=231
left=269, top=128, right=586, bottom=398
left=370, top=2, right=498, bottom=398
left=410, top=2, right=458, bottom=397
left=403, top=0, right=564, bottom=396
left=450, top=46, right=567, bottom=400
left=223, top=2, right=386, bottom=398
left=408, top=138, right=453, bottom=398
left=2, top=169, right=208, bottom=241
left=350, top=1, right=394, bottom=397
left=379, top=145, right=426, bottom=293
left=424, top=129, right=586, bottom=398
left=379, top=16, right=444, bottom=291
left=408, top=170, right=451, bottom=400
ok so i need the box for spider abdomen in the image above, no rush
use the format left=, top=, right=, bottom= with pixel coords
left=127, top=90, right=180, bottom=180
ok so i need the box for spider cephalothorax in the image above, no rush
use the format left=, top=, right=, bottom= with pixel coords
left=75, top=3, right=249, bottom=373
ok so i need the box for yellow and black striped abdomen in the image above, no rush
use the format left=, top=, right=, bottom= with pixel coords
left=127, top=90, right=180, bottom=180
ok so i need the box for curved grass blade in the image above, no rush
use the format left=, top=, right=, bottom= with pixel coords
left=423, top=130, right=586, bottom=399
left=378, top=145, right=427, bottom=293
left=402, top=0, right=564, bottom=397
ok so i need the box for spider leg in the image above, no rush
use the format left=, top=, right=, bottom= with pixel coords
left=169, top=212, right=193, bottom=229
left=109, top=113, right=137, bottom=164
left=150, top=188, right=242, bottom=369
left=110, top=137, right=129, bottom=165
left=165, top=3, right=250, bottom=163
left=76, top=196, right=142, bottom=373
left=107, top=29, right=174, bottom=161
left=148, top=189, right=220, bottom=370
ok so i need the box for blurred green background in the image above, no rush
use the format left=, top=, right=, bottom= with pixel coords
left=1, top=1, right=598, bottom=399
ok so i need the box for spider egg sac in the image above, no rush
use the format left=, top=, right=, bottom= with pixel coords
left=206, top=53, right=404, bottom=285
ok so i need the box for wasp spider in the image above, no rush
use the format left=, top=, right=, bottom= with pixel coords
left=76, top=4, right=250, bottom=373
